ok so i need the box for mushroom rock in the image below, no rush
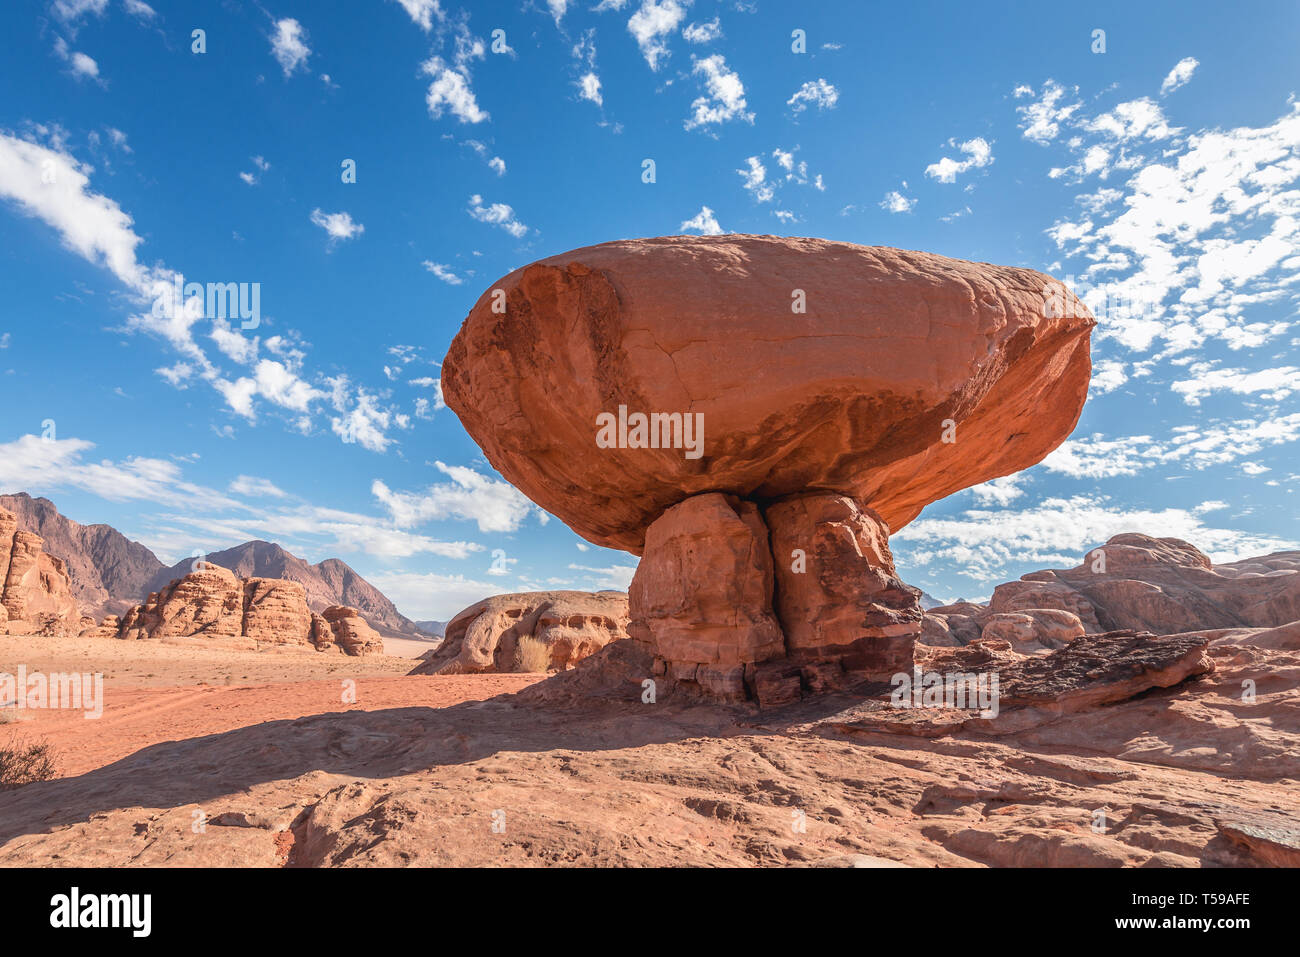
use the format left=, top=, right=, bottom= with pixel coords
left=442, top=235, right=1094, bottom=704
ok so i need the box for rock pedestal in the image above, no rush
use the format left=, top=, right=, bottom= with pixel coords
left=441, top=235, right=1096, bottom=707
left=630, top=491, right=920, bottom=705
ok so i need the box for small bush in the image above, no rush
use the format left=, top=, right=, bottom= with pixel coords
left=514, top=635, right=554, bottom=674
left=0, top=736, right=58, bottom=791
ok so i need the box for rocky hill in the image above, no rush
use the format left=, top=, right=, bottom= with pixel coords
left=0, top=493, right=164, bottom=618
left=922, top=532, right=1300, bottom=651
left=145, top=541, right=421, bottom=637
left=0, top=493, right=420, bottom=637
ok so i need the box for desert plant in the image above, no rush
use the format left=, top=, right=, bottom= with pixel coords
left=514, top=635, right=554, bottom=673
left=0, top=735, right=58, bottom=791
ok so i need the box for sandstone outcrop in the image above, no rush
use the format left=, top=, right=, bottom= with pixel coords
left=108, top=564, right=379, bottom=655
left=412, top=591, right=629, bottom=675
left=0, top=507, right=81, bottom=635
left=443, top=236, right=1093, bottom=704
left=921, top=534, right=1300, bottom=649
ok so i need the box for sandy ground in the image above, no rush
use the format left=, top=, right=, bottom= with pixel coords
left=0, top=632, right=1297, bottom=867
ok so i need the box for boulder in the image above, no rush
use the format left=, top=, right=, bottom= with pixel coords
left=980, top=609, right=1086, bottom=649
left=442, top=236, right=1093, bottom=553
left=443, top=236, right=1094, bottom=703
left=321, top=605, right=384, bottom=657
left=412, top=591, right=629, bottom=675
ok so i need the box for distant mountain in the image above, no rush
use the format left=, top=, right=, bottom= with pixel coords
left=0, top=493, right=165, bottom=618
left=413, top=620, right=448, bottom=638
left=145, top=540, right=422, bottom=637
left=918, top=591, right=944, bottom=610
left=0, top=493, right=420, bottom=636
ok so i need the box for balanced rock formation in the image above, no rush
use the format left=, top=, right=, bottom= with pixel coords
left=922, top=534, right=1300, bottom=651
left=443, top=236, right=1093, bottom=704
left=106, top=564, right=380, bottom=655
left=0, top=507, right=81, bottom=635
left=412, top=591, right=629, bottom=675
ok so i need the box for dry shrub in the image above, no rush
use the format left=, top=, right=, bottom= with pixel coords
left=0, top=735, right=58, bottom=791
left=514, top=635, right=554, bottom=673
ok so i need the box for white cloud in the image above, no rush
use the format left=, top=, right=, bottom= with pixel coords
left=1171, top=363, right=1300, bottom=405
left=364, top=570, right=505, bottom=621
left=684, top=54, right=753, bottom=130
left=1044, top=101, right=1300, bottom=354
left=422, top=260, right=464, bottom=284
left=680, top=205, right=723, bottom=235
left=328, top=384, right=394, bottom=452
left=737, top=156, right=773, bottom=202
left=968, top=475, right=1027, bottom=506
left=880, top=188, right=915, bottom=213
left=372, top=462, right=541, bottom=533
left=925, top=137, right=994, bottom=183
left=787, top=78, right=838, bottom=113
left=51, top=0, right=108, bottom=26
left=0, top=434, right=240, bottom=512
left=578, top=72, right=603, bottom=107
left=422, top=57, right=488, bottom=123
left=627, top=0, right=688, bottom=71
left=392, top=0, right=444, bottom=31
left=1043, top=413, right=1300, bottom=478
left=53, top=36, right=100, bottom=80
left=1014, top=80, right=1081, bottom=145
left=229, top=475, right=287, bottom=499
left=682, top=18, right=720, bottom=44
left=270, top=18, right=311, bottom=77
left=1160, top=57, right=1199, bottom=95
left=567, top=562, right=638, bottom=590
left=467, top=194, right=528, bottom=237
left=309, top=208, right=364, bottom=243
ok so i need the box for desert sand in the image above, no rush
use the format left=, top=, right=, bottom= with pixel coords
left=1, top=627, right=1296, bottom=868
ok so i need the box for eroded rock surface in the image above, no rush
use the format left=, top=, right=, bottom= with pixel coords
left=107, top=564, right=378, bottom=655
left=412, top=591, right=629, bottom=675
left=443, top=236, right=1094, bottom=553
left=0, top=507, right=81, bottom=635
left=443, top=237, right=1094, bottom=703
left=922, top=534, right=1300, bottom=650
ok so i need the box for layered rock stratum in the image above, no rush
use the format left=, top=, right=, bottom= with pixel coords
left=101, top=563, right=381, bottom=655
left=922, top=534, right=1300, bottom=652
left=443, top=236, right=1094, bottom=704
left=412, top=590, right=629, bottom=675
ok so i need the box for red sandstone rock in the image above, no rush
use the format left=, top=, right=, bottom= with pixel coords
left=920, top=534, right=1300, bottom=647
left=442, top=236, right=1094, bottom=553
left=321, top=605, right=384, bottom=657
left=628, top=494, right=784, bottom=682
left=109, top=566, right=380, bottom=656
left=0, top=508, right=81, bottom=635
left=764, top=492, right=919, bottom=675
left=412, top=591, right=629, bottom=675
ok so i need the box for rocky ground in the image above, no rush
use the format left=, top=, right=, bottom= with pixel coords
left=1, top=625, right=1296, bottom=867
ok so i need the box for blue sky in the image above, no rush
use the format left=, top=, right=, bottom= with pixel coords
left=1, top=0, right=1298, bottom=618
